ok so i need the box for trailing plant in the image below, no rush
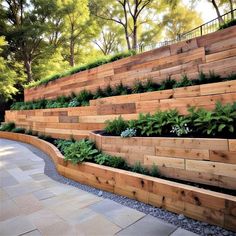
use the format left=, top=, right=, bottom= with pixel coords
left=105, top=116, right=129, bottom=136
left=63, top=139, right=99, bottom=164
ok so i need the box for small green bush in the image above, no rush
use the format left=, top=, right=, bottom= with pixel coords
left=0, top=122, right=15, bottom=131
left=132, top=161, right=149, bottom=175
left=219, top=18, right=236, bottom=30
left=149, top=164, right=159, bottom=177
left=54, top=139, right=75, bottom=154
left=64, top=139, right=99, bottom=164
left=11, top=127, right=26, bottom=133
left=174, top=75, right=192, bottom=88
left=95, top=153, right=128, bottom=169
left=105, top=116, right=129, bottom=136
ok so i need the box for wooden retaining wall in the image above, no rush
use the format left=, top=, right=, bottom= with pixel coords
left=24, top=26, right=236, bottom=102
left=5, top=80, right=236, bottom=140
left=0, top=131, right=235, bottom=232
left=89, top=132, right=236, bottom=190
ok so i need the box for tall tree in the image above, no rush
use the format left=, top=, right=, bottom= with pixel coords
left=162, top=4, right=203, bottom=40
left=0, top=0, right=59, bottom=82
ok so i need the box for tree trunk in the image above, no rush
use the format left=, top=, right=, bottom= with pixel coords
left=132, top=22, right=138, bottom=51
left=124, top=27, right=131, bottom=50
left=70, top=37, right=75, bottom=67
left=211, top=0, right=224, bottom=24
left=229, top=0, right=234, bottom=19
left=24, top=60, right=32, bottom=82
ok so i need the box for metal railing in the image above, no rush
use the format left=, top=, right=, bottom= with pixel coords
left=139, top=9, right=236, bottom=52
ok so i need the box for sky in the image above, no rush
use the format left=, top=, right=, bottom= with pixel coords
left=184, top=0, right=219, bottom=22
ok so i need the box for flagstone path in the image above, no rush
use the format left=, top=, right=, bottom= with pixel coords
left=0, top=138, right=198, bottom=236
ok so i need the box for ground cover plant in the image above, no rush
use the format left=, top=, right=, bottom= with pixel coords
left=10, top=72, right=236, bottom=111
left=104, top=102, right=236, bottom=139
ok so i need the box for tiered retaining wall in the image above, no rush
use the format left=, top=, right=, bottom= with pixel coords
left=24, top=26, right=236, bottom=101
left=5, top=80, right=236, bottom=139
left=0, top=131, right=235, bottom=232
left=90, top=132, right=236, bottom=190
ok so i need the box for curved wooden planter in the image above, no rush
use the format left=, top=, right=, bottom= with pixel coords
left=89, top=132, right=236, bottom=190
left=0, top=131, right=235, bottom=232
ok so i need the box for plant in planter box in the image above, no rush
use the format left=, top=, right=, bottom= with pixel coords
left=105, top=116, right=128, bottom=136
left=0, top=122, right=15, bottom=131
left=170, top=116, right=191, bottom=136
left=121, top=128, right=137, bottom=138
left=64, top=139, right=98, bottom=164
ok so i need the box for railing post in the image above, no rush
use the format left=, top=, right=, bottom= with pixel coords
left=200, top=25, right=203, bottom=36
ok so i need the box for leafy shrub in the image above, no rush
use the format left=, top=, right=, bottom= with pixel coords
left=11, top=127, right=26, bottom=133
left=64, top=139, right=99, bottom=164
left=113, top=83, right=130, bottom=96
left=0, top=122, right=15, bottom=131
left=132, top=161, right=149, bottom=175
left=149, top=164, right=159, bottom=177
left=103, top=85, right=114, bottom=97
left=188, top=102, right=236, bottom=136
left=105, top=116, right=128, bottom=136
left=219, top=18, right=236, bottom=30
left=174, top=75, right=192, bottom=88
left=93, top=87, right=105, bottom=99
left=159, top=77, right=176, bottom=90
left=54, top=139, right=75, bottom=154
left=170, top=116, right=191, bottom=136
left=143, top=79, right=160, bottom=92
left=121, top=128, right=137, bottom=138
left=95, top=153, right=127, bottom=169
left=25, top=129, right=33, bottom=135
left=132, top=80, right=145, bottom=93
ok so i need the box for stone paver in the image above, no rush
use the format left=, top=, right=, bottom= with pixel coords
left=0, top=138, right=198, bottom=235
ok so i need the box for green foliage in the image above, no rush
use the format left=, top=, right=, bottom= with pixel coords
left=143, top=79, right=160, bottom=92
left=159, top=77, right=176, bottom=90
left=54, top=139, right=75, bottom=154
left=130, top=110, right=179, bottom=136
left=0, top=122, right=15, bottom=131
left=132, top=161, right=149, bottom=175
left=121, top=128, right=137, bottom=138
left=11, top=72, right=235, bottom=111
left=132, top=80, right=145, bottom=94
left=219, top=18, right=236, bottom=30
left=64, top=139, right=99, bottom=164
left=11, top=127, right=26, bottom=133
left=188, top=102, right=236, bottom=136
left=105, top=116, right=129, bottom=136
left=113, top=83, right=130, bottom=96
left=95, top=153, right=127, bottom=169
left=149, top=164, right=159, bottom=177
left=25, top=129, right=33, bottom=135
left=174, top=75, right=192, bottom=88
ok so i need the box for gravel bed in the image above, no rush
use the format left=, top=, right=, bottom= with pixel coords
left=21, top=141, right=235, bottom=236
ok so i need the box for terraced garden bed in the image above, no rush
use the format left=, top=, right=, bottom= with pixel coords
left=0, top=131, right=235, bottom=232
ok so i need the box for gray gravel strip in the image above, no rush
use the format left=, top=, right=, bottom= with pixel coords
left=18, top=141, right=235, bottom=236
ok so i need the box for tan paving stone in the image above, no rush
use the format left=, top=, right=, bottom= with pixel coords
left=75, top=214, right=121, bottom=235
left=0, top=215, right=36, bottom=236
left=13, top=193, right=43, bottom=215
left=0, top=199, right=21, bottom=221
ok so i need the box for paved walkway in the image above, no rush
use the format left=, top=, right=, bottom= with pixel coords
left=0, top=139, right=198, bottom=236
